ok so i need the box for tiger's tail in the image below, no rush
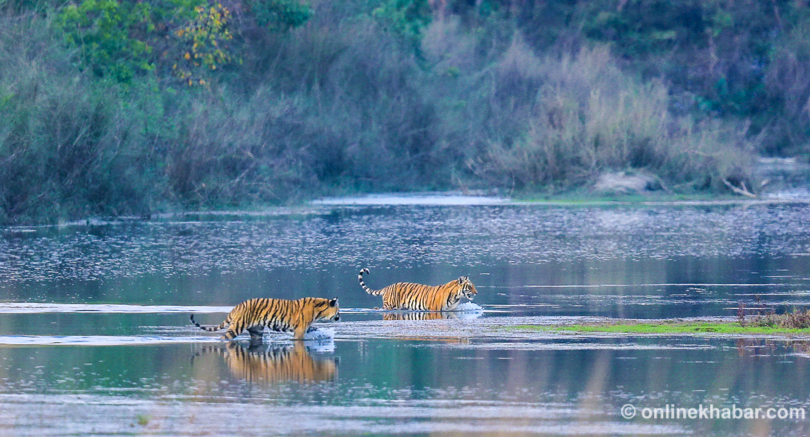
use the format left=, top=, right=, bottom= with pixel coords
left=190, top=314, right=229, bottom=332
left=358, top=268, right=383, bottom=296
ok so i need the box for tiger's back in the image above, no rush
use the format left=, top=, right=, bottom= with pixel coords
left=358, top=268, right=478, bottom=311
left=190, top=296, right=340, bottom=341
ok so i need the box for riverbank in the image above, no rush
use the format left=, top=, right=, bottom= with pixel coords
left=512, top=319, right=810, bottom=338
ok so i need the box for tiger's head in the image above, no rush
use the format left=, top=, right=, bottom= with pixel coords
left=321, top=297, right=340, bottom=321
left=457, top=276, right=478, bottom=300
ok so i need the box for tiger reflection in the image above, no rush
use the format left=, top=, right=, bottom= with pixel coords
left=382, top=311, right=481, bottom=321
left=201, top=342, right=337, bottom=384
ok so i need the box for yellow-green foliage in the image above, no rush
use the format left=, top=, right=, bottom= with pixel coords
left=56, top=0, right=237, bottom=86
left=172, top=3, right=235, bottom=87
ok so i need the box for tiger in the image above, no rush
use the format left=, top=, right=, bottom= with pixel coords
left=358, top=268, right=478, bottom=311
left=190, top=297, right=340, bottom=341
left=195, top=342, right=337, bottom=384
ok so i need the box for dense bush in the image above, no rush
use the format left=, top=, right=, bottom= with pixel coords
left=2, top=0, right=807, bottom=224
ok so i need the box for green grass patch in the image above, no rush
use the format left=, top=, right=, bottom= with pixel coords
left=514, top=321, right=810, bottom=336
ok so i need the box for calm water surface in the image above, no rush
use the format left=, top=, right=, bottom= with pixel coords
left=1, top=196, right=810, bottom=435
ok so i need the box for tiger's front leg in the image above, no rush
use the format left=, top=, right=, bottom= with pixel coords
left=293, top=325, right=308, bottom=340
left=247, top=327, right=264, bottom=342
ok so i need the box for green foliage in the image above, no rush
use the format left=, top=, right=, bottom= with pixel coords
left=373, top=0, right=431, bottom=52
left=56, top=0, right=156, bottom=82
left=249, top=0, right=312, bottom=31
left=570, top=1, right=786, bottom=120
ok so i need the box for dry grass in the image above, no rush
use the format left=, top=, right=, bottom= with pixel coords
left=469, top=45, right=755, bottom=192
left=738, top=302, right=810, bottom=330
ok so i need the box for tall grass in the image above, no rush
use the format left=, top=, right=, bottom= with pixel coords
left=763, top=20, right=810, bottom=156
left=467, top=44, right=754, bottom=192
left=0, top=14, right=161, bottom=223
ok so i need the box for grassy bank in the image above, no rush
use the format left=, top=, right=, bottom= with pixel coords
left=3, top=1, right=810, bottom=224
left=519, top=322, right=810, bottom=336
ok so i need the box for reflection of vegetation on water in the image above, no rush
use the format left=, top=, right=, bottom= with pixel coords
left=195, top=342, right=337, bottom=384
left=734, top=338, right=810, bottom=358
left=515, top=321, right=810, bottom=336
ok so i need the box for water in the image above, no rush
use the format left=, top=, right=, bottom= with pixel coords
left=1, top=196, right=810, bottom=435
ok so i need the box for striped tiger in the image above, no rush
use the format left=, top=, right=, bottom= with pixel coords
left=358, top=268, right=478, bottom=311
left=190, top=297, right=340, bottom=341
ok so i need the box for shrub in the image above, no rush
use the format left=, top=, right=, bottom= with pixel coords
left=165, top=87, right=315, bottom=207
left=56, top=0, right=157, bottom=82
left=248, top=0, right=312, bottom=31
left=172, top=3, right=236, bottom=87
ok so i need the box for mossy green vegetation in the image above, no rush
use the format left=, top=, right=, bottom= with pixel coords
left=514, top=321, right=810, bottom=336
left=2, top=1, right=810, bottom=224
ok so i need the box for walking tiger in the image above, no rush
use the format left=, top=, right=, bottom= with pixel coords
left=190, top=297, right=339, bottom=340
left=358, top=268, right=477, bottom=311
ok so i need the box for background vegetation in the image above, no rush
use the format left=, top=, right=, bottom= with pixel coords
left=1, top=0, right=809, bottom=224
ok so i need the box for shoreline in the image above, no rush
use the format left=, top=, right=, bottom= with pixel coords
left=4, top=190, right=810, bottom=229
left=509, top=318, right=810, bottom=338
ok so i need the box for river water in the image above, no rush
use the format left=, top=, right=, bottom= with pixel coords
left=1, top=191, right=810, bottom=435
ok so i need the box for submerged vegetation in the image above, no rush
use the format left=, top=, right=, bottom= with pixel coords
left=2, top=1, right=810, bottom=223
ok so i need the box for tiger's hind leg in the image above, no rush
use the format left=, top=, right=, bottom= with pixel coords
left=221, top=330, right=239, bottom=340
left=221, top=323, right=245, bottom=340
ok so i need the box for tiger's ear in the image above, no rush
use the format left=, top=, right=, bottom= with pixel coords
left=457, top=277, right=464, bottom=284
left=329, top=297, right=339, bottom=307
